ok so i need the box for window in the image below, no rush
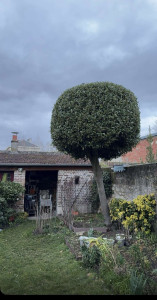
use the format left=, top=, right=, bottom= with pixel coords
left=75, top=176, right=80, bottom=184
left=0, top=172, right=14, bottom=182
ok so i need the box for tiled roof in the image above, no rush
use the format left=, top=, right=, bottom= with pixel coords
left=0, top=151, right=91, bottom=167
left=140, top=132, right=157, bottom=140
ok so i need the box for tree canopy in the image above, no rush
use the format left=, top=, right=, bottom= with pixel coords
left=51, top=82, right=140, bottom=226
left=51, top=82, right=140, bottom=160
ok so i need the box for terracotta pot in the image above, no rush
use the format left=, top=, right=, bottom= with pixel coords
left=71, top=210, right=79, bottom=216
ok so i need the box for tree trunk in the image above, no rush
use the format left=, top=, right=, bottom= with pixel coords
left=89, top=153, right=111, bottom=227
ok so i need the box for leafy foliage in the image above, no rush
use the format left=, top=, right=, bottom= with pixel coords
left=81, top=244, right=101, bottom=269
left=109, top=194, right=156, bottom=234
left=0, top=181, right=25, bottom=227
left=0, top=181, right=25, bottom=205
left=51, top=82, right=140, bottom=160
left=81, top=233, right=157, bottom=294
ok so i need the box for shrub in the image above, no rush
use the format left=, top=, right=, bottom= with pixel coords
left=109, top=194, right=156, bottom=234
left=81, top=244, right=101, bottom=269
left=0, top=181, right=25, bottom=205
left=0, top=182, right=25, bottom=227
left=0, top=196, right=9, bottom=227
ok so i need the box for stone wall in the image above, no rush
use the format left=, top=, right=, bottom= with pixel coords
left=112, top=163, right=157, bottom=201
left=56, top=169, right=94, bottom=215
left=14, top=169, right=26, bottom=211
left=14, top=169, right=26, bottom=186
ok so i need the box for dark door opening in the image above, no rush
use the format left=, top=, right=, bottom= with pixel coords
left=24, top=170, right=58, bottom=216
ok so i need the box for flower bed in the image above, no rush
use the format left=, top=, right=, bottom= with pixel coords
left=60, top=213, right=108, bottom=234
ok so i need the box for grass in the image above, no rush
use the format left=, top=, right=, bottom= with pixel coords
left=1, top=216, right=157, bottom=295
left=0, top=218, right=110, bottom=295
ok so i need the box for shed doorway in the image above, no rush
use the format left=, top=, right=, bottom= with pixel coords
left=24, top=170, right=58, bottom=216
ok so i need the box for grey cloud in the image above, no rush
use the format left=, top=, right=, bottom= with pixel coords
left=0, top=0, right=157, bottom=149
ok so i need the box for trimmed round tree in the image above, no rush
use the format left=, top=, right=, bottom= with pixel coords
left=51, top=82, right=140, bottom=226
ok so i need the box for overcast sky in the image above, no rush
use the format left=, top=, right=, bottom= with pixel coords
left=0, top=0, right=157, bottom=150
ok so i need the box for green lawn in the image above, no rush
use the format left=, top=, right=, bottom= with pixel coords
left=0, top=219, right=109, bottom=295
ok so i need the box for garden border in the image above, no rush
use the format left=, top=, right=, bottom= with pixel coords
left=69, top=223, right=107, bottom=233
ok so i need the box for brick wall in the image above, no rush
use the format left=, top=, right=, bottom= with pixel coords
left=56, top=169, right=94, bottom=215
left=112, top=163, right=157, bottom=201
left=14, top=169, right=26, bottom=211
left=122, top=136, right=157, bottom=163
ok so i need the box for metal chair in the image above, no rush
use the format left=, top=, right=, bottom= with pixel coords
left=39, top=190, right=52, bottom=215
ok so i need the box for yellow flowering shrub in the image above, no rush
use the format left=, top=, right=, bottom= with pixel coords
left=109, top=194, right=156, bottom=234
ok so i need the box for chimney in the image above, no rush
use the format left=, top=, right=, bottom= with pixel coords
left=11, top=132, right=19, bottom=151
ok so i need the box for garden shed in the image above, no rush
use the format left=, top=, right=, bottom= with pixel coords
left=0, top=151, right=93, bottom=216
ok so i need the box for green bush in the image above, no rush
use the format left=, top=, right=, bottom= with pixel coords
left=81, top=244, right=101, bottom=269
left=109, top=194, right=156, bottom=234
left=0, top=182, right=25, bottom=227
left=0, top=181, right=25, bottom=205
left=0, top=196, right=8, bottom=226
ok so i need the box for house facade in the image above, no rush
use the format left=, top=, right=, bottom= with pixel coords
left=0, top=151, right=93, bottom=215
left=7, top=132, right=41, bottom=152
left=121, top=132, right=157, bottom=164
left=106, top=132, right=157, bottom=165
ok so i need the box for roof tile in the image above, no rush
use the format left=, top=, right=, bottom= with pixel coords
left=0, top=151, right=91, bottom=166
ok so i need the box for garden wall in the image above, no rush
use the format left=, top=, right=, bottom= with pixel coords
left=112, top=163, right=157, bottom=201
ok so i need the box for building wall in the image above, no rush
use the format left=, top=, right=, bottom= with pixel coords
left=17, top=146, right=40, bottom=152
left=12, top=167, right=94, bottom=215
left=122, top=136, right=157, bottom=163
left=56, top=169, right=94, bottom=215
left=112, top=163, right=157, bottom=201
left=14, top=169, right=26, bottom=211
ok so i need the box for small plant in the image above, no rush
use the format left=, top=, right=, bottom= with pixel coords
left=129, top=269, right=147, bottom=295
left=14, top=212, right=28, bottom=224
left=87, top=228, right=94, bottom=237
left=81, top=244, right=101, bottom=269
